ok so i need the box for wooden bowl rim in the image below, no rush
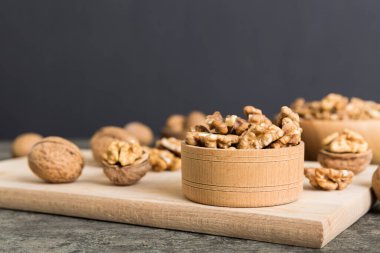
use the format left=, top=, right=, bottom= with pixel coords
left=319, top=149, right=373, bottom=158
left=182, top=141, right=304, bottom=155
left=300, top=119, right=380, bottom=124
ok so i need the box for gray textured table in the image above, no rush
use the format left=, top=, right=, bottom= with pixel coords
left=0, top=140, right=379, bottom=253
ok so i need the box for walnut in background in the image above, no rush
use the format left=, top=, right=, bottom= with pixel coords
left=11, top=133, right=43, bottom=157
left=124, top=121, right=154, bottom=146
left=322, top=129, right=368, bottom=154
left=161, top=111, right=206, bottom=139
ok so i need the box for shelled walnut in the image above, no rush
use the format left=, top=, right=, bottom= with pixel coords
left=304, top=167, right=354, bottom=190
left=271, top=106, right=302, bottom=149
left=156, top=137, right=181, bottom=157
left=322, top=129, right=368, bottom=153
left=149, top=148, right=181, bottom=172
left=103, top=140, right=143, bottom=167
left=186, top=132, right=239, bottom=149
left=102, top=140, right=150, bottom=186
left=291, top=93, right=380, bottom=120
left=148, top=137, right=182, bottom=172
left=185, top=106, right=302, bottom=150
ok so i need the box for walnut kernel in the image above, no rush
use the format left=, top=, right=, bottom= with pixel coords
left=304, top=167, right=354, bottom=190
left=322, top=128, right=368, bottom=153
left=101, top=140, right=150, bottom=186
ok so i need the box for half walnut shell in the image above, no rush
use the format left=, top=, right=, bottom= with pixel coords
left=318, top=149, right=373, bottom=174
left=102, top=149, right=151, bottom=186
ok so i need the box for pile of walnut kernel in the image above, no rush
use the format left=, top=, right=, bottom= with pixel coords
left=322, top=128, right=368, bottom=154
left=185, top=106, right=302, bottom=149
left=291, top=93, right=380, bottom=120
left=149, top=137, right=181, bottom=172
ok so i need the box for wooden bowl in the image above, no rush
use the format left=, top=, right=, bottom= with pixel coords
left=318, top=149, right=372, bottom=174
left=181, top=142, right=304, bottom=208
left=301, top=119, right=380, bottom=163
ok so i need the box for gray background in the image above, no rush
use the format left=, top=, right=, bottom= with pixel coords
left=1, top=0, right=380, bottom=139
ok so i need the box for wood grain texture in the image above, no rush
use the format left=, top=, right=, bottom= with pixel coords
left=0, top=150, right=376, bottom=248
left=182, top=142, right=304, bottom=207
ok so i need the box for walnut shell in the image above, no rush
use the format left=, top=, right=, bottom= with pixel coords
left=11, top=133, right=43, bottom=157
left=90, top=126, right=138, bottom=165
left=124, top=122, right=154, bottom=146
left=186, top=111, right=206, bottom=129
left=318, top=149, right=373, bottom=174
left=161, top=126, right=186, bottom=140
left=102, top=151, right=150, bottom=186
left=372, top=166, right=380, bottom=200
left=28, top=137, right=84, bottom=183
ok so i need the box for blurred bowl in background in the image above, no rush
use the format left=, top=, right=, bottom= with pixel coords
left=301, top=119, right=380, bottom=163
left=318, top=149, right=372, bottom=174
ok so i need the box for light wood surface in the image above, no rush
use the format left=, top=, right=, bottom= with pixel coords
left=0, top=150, right=376, bottom=248
left=182, top=143, right=304, bottom=207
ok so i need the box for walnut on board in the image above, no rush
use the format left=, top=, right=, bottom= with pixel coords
left=304, top=167, right=354, bottom=191
left=28, top=137, right=84, bottom=183
left=102, top=140, right=150, bottom=186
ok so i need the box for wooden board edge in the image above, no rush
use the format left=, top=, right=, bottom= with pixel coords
left=320, top=187, right=376, bottom=248
left=0, top=186, right=325, bottom=248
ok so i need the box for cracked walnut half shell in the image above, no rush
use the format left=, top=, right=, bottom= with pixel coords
left=318, top=129, right=372, bottom=174
left=101, top=140, right=150, bottom=186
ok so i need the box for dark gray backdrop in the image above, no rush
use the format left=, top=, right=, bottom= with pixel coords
left=1, top=0, right=380, bottom=139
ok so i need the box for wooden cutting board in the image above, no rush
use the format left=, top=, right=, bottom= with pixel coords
left=0, top=150, right=376, bottom=248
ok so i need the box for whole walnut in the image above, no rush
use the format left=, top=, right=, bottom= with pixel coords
left=124, top=121, right=154, bottom=146
left=186, top=111, right=206, bottom=130
left=11, top=133, right=43, bottom=157
left=90, top=126, right=138, bottom=165
left=28, top=137, right=84, bottom=183
left=166, top=114, right=186, bottom=133
left=372, top=166, right=380, bottom=200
